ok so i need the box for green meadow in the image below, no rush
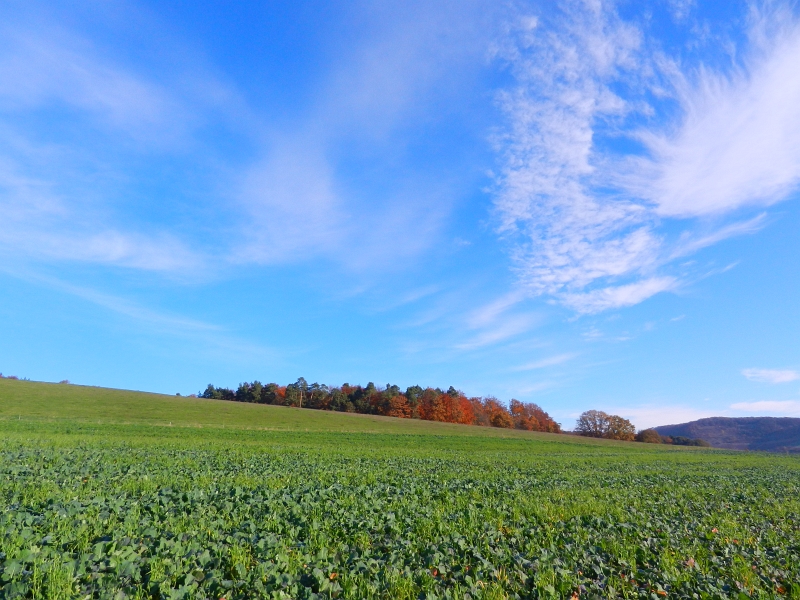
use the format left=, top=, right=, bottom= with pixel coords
left=1, top=378, right=798, bottom=599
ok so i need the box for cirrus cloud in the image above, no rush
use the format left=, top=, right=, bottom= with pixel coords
left=742, top=368, right=800, bottom=384
left=730, top=400, right=800, bottom=416
left=492, top=1, right=800, bottom=313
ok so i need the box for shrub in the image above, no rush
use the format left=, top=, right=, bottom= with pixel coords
left=672, top=436, right=711, bottom=447
left=636, top=429, right=662, bottom=444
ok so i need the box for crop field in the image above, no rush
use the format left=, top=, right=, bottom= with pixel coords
left=1, top=380, right=800, bottom=599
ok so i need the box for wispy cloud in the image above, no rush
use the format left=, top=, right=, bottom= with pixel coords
left=627, top=8, right=800, bottom=218
left=1, top=2, right=488, bottom=280
left=606, top=404, right=720, bottom=430
left=742, top=368, right=800, bottom=384
left=234, top=0, right=490, bottom=271
left=602, top=395, right=800, bottom=429
left=492, top=1, right=800, bottom=313
left=465, top=291, right=525, bottom=329
left=730, top=400, right=800, bottom=416
left=0, top=26, right=183, bottom=141
left=2, top=267, right=277, bottom=362
left=0, top=20, right=221, bottom=274
left=493, top=1, right=654, bottom=311
left=1, top=267, right=216, bottom=333
left=456, top=313, right=539, bottom=350
left=511, top=352, right=577, bottom=371
left=454, top=291, right=541, bottom=350
left=561, top=276, right=677, bottom=314
left=669, top=215, right=767, bottom=260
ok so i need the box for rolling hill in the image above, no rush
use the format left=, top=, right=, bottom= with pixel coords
left=656, top=416, right=800, bottom=453
left=3, top=378, right=800, bottom=596
left=0, top=377, right=593, bottom=445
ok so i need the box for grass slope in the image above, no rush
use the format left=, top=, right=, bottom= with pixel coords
left=2, top=379, right=800, bottom=598
left=0, top=378, right=612, bottom=444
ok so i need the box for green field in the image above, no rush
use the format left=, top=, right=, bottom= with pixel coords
left=1, top=379, right=799, bottom=599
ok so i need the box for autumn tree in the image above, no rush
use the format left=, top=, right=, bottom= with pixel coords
left=576, top=410, right=635, bottom=440
left=469, top=397, right=491, bottom=427
left=455, top=394, right=475, bottom=425
left=491, top=410, right=513, bottom=428
left=508, top=400, right=561, bottom=433
left=274, top=386, right=287, bottom=405
left=258, top=383, right=281, bottom=404
left=435, top=387, right=473, bottom=425
left=510, top=400, right=538, bottom=430
left=380, top=395, right=412, bottom=418
left=606, top=415, right=636, bottom=441
left=481, top=397, right=513, bottom=428
left=575, top=410, right=610, bottom=437
left=418, top=388, right=448, bottom=422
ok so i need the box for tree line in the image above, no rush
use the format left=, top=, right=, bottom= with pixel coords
left=196, top=380, right=710, bottom=446
left=575, top=410, right=710, bottom=446
left=198, top=378, right=562, bottom=432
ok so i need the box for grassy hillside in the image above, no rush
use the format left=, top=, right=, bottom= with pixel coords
left=2, top=378, right=799, bottom=598
left=0, top=377, right=619, bottom=445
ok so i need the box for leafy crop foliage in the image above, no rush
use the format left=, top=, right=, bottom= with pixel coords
left=1, top=416, right=799, bottom=600
left=200, top=379, right=562, bottom=433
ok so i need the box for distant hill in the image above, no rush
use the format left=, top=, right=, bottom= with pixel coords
left=655, top=417, right=800, bottom=453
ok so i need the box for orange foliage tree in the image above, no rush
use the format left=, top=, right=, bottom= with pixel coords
left=510, top=399, right=561, bottom=433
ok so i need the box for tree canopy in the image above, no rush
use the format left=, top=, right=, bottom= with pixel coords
left=575, top=410, right=635, bottom=441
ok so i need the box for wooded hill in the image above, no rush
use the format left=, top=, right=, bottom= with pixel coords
left=656, top=416, right=800, bottom=453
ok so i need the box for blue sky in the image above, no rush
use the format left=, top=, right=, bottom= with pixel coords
left=2, top=0, right=800, bottom=429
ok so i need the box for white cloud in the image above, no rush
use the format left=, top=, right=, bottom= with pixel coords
left=626, top=15, right=800, bottom=217
left=0, top=3, right=486, bottom=278
left=0, top=22, right=223, bottom=274
left=453, top=291, right=541, bottom=350
left=665, top=0, right=695, bottom=22
left=234, top=0, right=490, bottom=271
left=492, top=1, right=800, bottom=313
left=595, top=396, right=800, bottom=430
left=511, top=352, right=577, bottom=371
left=465, top=291, right=525, bottom=329
left=235, top=142, right=343, bottom=265
left=561, top=276, right=676, bottom=314
left=669, top=215, right=767, bottom=260
left=603, top=404, right=720, bottom=430
left=0, top=26, right=189, bottom=144
left=456, top=313, right=539, bottom=350
left=742, top=368, right=800, bottom=384
left=493, top=1, right=654, bottom=312
left=730, top=400, right=800, bottom=416
left=1, top=267, right=278, bottom=363
left=0, top=157, right=202, bottom=272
